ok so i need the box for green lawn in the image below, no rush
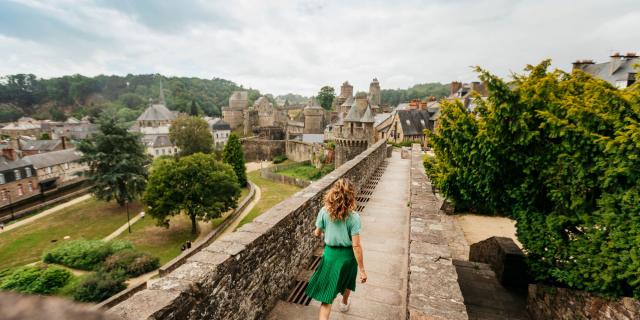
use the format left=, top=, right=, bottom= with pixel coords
left=114, top=186, right=250, bottom=265
left=0, top=198, right=142, bottom=271
left=277, top=164, right=335, bottom=181
left=237, top=171, right=301, bottom=229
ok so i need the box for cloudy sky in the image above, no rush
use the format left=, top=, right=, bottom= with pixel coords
left=1, top=0, right=639, bottom=95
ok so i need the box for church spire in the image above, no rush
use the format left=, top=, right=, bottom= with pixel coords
left=159, top=76, right=166, bottom=105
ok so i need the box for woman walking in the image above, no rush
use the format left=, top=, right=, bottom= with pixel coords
left=305, top=178, right=367, bottom=320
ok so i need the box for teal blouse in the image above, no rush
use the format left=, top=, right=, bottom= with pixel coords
left=315, top=207, right=361, bottom=247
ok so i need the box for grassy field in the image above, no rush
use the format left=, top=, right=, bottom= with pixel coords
left=237, top=171, right=301, bottom=229
left=0, top=198, right=142, bottom=271
left=114, top=186, right=250, bottom=265
left=277, top=163, right=335, bottom=181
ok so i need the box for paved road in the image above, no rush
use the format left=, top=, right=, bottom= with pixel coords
left=269, top=150, right=410, bottom=319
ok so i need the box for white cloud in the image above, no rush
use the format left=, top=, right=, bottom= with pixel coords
left=0, top=0, right=639, bottom=95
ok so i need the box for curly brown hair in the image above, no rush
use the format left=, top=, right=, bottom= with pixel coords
left=323, top=178, right=356, bottom=221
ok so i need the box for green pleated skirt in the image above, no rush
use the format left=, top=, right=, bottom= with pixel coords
left=305, top=246, right=358, bottom=304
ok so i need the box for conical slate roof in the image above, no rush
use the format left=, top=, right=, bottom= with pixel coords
left=360, top=106, right=375, bottom=123
left=344, top=103, right=361, bottom=122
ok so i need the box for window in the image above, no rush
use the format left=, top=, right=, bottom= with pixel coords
left=174, top=148, right=178, bottom=153
left=1, top=189, right=7, bottom=201
left=46, top=167, right=52, bottom=174
left=162, top=149, right=166, bottom=155
left=17, top=184, right=23, bottom=196
left=27, top=183, right=33, bottom=193
left=155, top=149, right=159, bottom=155
left=14, top=169, right=21, bottom=180
left=63, top=163, right=69, bottom=170
left=0, top=174, right=4, bottom=185
left=25, top=167, right=32, bottom=177
left=406, top=120, right=411, bottom=126
left=420, top=119, right=425, bottom=127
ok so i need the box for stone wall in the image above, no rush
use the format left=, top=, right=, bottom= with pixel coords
left=285, top=140, right=323, bottom=163
left=468, top=236, right=528, bottom=287
left=527, top=284, right=640, bottom=320
left=108, top=140, right=388, bottom=320
left=407, top=144, right=469, bottom=320
left=261, top=161, right=312, bottom=188
left=240, top=139, right=286, bottom=162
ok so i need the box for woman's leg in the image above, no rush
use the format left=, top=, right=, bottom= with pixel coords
left=342, top=289, right=351, bottom=304
left=319, top=303, right=332, bottom=320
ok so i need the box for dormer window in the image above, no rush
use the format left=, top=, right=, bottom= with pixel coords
left=406, top=120, right=411, bottom=126
left=14, top=170, right=21, bottom=180
left=420, top=119, right=425, bottom=126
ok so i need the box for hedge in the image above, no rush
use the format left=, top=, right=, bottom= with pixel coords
left=72, top=271, right=126, bottom=302
left=425, top=60, right=640, bottom=298
left=101, top=249, right=160, bottom=278
left=43, top=240, right=133, bottom=270
left=0, top=265, right=72, bottom=294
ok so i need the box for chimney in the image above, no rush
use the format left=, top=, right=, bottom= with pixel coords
left=2, top=148, right=17, bottom=161
left=625, top=52, right=639, bottom=58
left=61, top=136, right=66, bottom=150
left=450, top=81, right=462, bottom=96
left=572, top=59, right=595, bottom=71
left=470, top=82, right=488, bottom=97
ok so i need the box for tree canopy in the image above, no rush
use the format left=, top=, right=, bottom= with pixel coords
left=0, top=73, right=263, bottom=122
left=381, top=82, right=450, bottom=106
left=223, top=133, right=247, bottom=187
left=77, top=115, right=148, bottom=207
left=169, top=116, right=213, bottom=157
left=425, top=60, right=640, bottom=298
left=143, top=153, right=241, bottom=234
left=317, top=86, right=336, bottom=110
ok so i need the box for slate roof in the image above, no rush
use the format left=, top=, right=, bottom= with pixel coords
left=20, top=139, right=62, bottom=152
left=578, top=57, right=639, bottom=86
left=137, top=104, right=176, bottom=122
left=341, top=97, right=355, bottom=108
left=144, top=135, right=173, bottom=148
left=344, top=105, right=375, bottom=123
left=209, top=118, right=231, bottom=131
left=22, top=148, right=82, bottom=169
left=397, top=109, right=434, bottom=136
left=0, top=157, right=31, bottom=172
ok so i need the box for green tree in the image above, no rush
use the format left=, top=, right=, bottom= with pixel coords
left=169, top=116, right=213, bottom=156
left=78, top=115, right=148, bottom=231
left=189, top=99, right=199, bottom=116
left=317, top=86, right=336, bottom=110
left=143, top=153, right=241, bottom=234
left=222, top=133, right=247, bottom=187
left=426, top=60, right=640, bottom=298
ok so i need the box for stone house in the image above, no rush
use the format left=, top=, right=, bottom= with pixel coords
left=572, top=52, right=638, bottom=88
left=388, top=109, right=435, bottom=146
left=0, top=120, right=41, bottom=139
left=0, top=148, right=39, bottom=207
left=206, top=118, right=231, bottom=148
left=142, top=135, right=177, bottom=158
left=22, top=148, right=86, bottom=191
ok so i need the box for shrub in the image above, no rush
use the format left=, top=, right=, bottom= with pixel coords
left=0, top=265, right=72, bottom=294
left=101, top=249, right=160, bottom=278
left=43, top=240, right=134, bottom=270
left=72, top=271, right=126, bottom=302
left=426, top=60, right=640, bottom=298
left=272, top=154, right=287, bottom=164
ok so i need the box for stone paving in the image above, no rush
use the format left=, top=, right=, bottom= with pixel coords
left=269, top=150, right=410, bottom=319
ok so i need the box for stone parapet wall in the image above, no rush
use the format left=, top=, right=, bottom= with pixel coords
left=407, top=144, right=468, bottom=320
left=527, top=284, right=640, bottom=320
left=108, top=140, right=388, bottom=320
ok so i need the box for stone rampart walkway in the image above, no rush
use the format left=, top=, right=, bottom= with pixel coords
left=269, top=150, right=410, bottom=319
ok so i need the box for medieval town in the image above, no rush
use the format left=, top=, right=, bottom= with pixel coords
left=0, top=1, right=638, bottom=320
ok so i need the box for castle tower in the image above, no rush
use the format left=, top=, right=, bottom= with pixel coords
left=368, top=78, right=381, bottom=106
left=303, top=99, right=324, bottom=134
left=333, top=103, right=376, bottom=167
left=222, top=91, right=249, bottom=129
left=333, top=81, right=354, bottom=109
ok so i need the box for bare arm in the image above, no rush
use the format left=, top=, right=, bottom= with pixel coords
left=314, top=228, right=323, bottom=238
left=352, top=235, right=367, bottom=283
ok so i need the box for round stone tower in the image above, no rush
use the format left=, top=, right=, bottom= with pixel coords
left=368, top=78, right=381, bottom=106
